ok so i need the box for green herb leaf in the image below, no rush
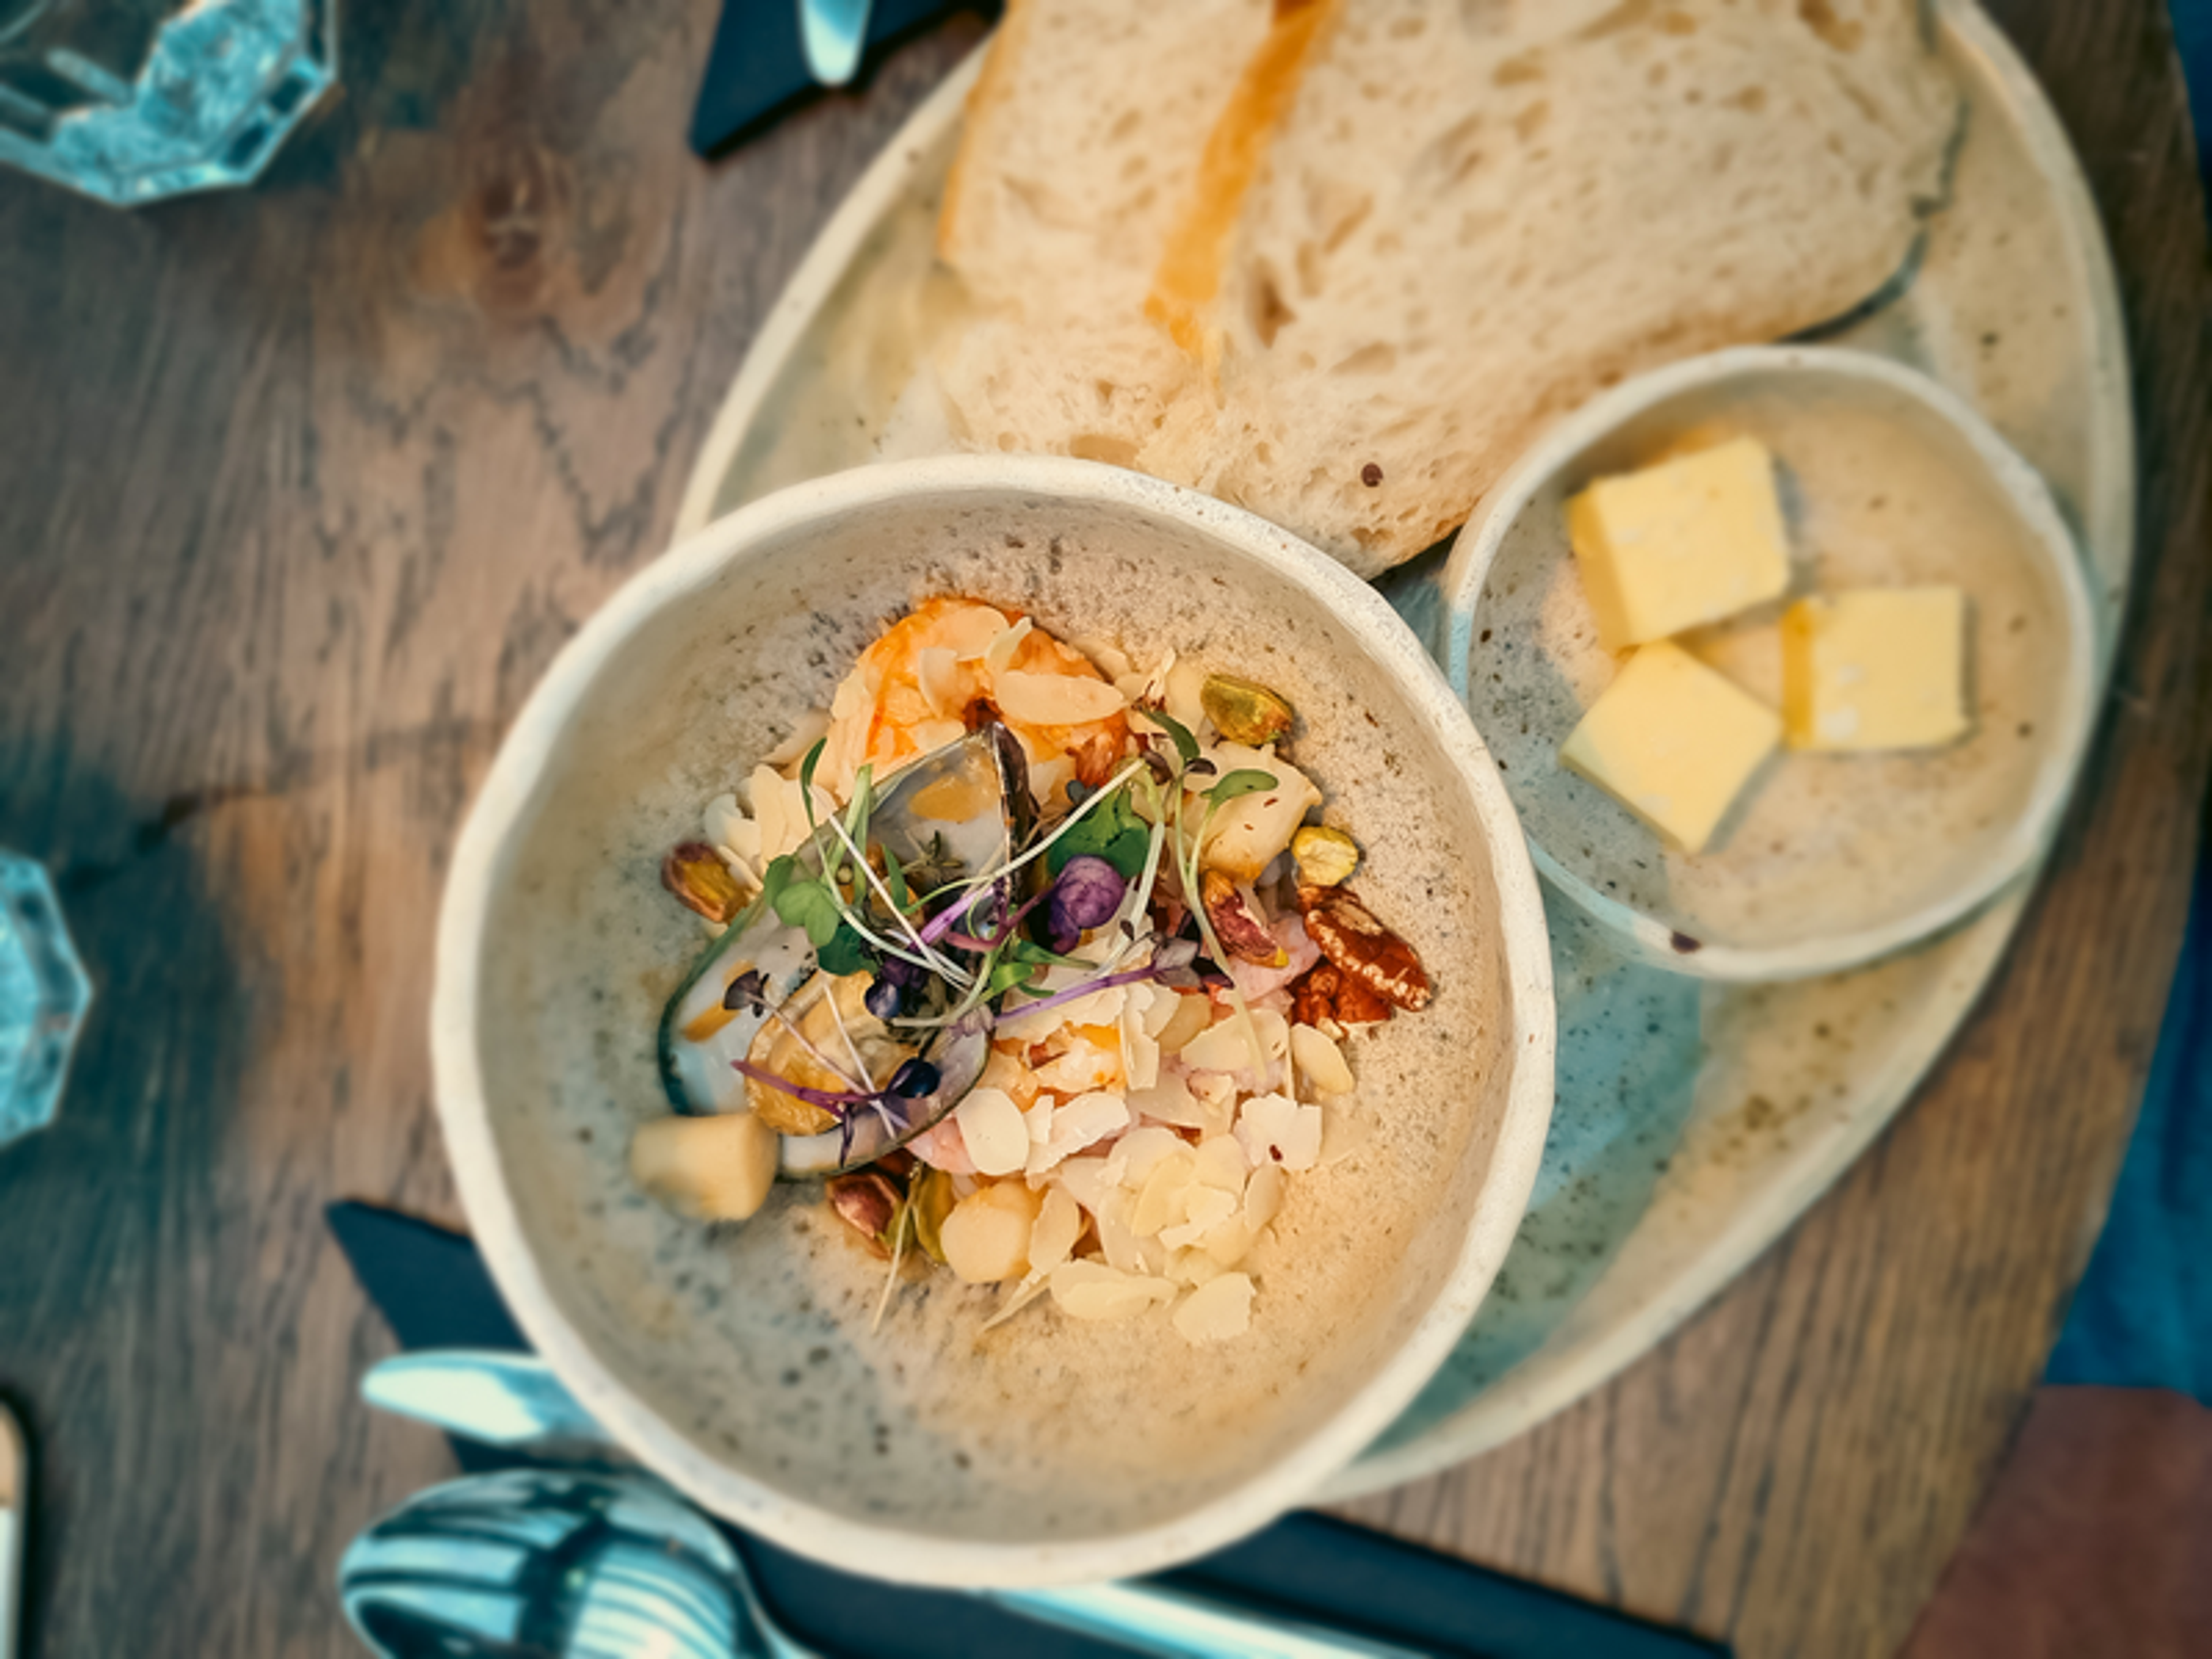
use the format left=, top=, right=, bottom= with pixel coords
left=758, top=854, right=798, bottom=910
left=983, top=959, right=1044, bottom=1001
left=772, top=877, right=844, bottom=949
left=1009, top=938, right=1085, bottom=969
left=1205, top=768, right=1278, bottom=808
left=1151, top=710, right=1201, bottom=768
left=846, top=764, right=874, bottom=838
left=816, top=923, right=870, bottom=977
left=798, top=739, right=827, bottom=826
left=882, top=847, right=912, bottom=912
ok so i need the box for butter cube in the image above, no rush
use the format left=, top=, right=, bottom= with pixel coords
left=1781, top=588, right=1969, bottom=752
left=1566, top=437, right=1793, bottom=651
left=1560, top=641, right=1782, bottom=855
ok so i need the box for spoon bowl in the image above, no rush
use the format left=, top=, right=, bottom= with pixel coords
left=339, top=1468, right=798, bottom=1659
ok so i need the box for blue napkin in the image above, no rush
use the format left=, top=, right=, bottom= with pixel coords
left=329, top=1200, right=1728, bottom=1659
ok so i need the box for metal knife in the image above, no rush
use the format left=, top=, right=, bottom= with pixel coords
left=363, top=1350, right=1428, bottom=1659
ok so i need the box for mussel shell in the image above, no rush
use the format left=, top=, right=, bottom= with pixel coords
left=775, top=1012, right=991, bottom=1176
left=655, top=725, right=1027, bottom=1178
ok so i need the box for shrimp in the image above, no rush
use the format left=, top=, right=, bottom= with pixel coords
left=816, top=597, right=1134, bottom=808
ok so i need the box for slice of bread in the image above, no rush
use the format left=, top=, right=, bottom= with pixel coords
left=933, top=0, right=1282, bottom=466
left=1139, top=0, right=1960, bottom=574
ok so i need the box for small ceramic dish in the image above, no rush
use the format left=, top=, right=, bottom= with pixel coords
left=1444, top=345, right=2099, bottom=982
left=432, top=454, right=1555, bottom=1586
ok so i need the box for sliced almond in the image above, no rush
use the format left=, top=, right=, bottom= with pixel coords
left=916, top=646, right=964, bottom=718
left=1027, top=1090, right=1131, bottom=1177
left=933, top=601, right=1018, bottom=661
left=1052, top=1155, right=1118, bottom=1216
left=1095, top=1203, right=1165, bottom=1277
left=1202, top=1215, right=1260, bottom=1269
left=1107, top=1124, right=1187, bottom=1188
left=993, top=668, right=1128, bottom=728
left=979, top=1046, right=1041, bottom=1108
left=1026, top=1185, right=1085, bottom=1277
left=1192, top=1134, right=1251, bottom=1192
left=1166, top=1247, right=1228, bottom=1289
left=1131, top=1149, right=1200, bottom=1238
left=980, top=614, right=1034, bottom=673
left=1172, top=1272, right=1255, bottom=1344
left=1124, top=1074, right=1208, bottom=1130
left=1244, top=1162, right=1289, bottom=1232
left=1153, top=992, right=1214, bottom=1057
left=1180, top=1018, right=1252, bottom=1075
left=907, top=716, right=968, bottom=755
left=1319, top=1103, right=1374, bottom=1166
left=954, top=1087, right=1031, bottom=1177
left=1160, top=1184, right=1238, bottom=1250
left=1049, top=1259, right=1176, bottom=1323
left=980, top=1273, right=1053, bottom=1333
left=1290, top=1023, right=1356, bottom=1097
left=1235, top=1093, right=1323, bottom=1173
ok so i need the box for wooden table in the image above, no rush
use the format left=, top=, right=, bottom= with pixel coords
left=0, top=3, right=2203, bottom=1654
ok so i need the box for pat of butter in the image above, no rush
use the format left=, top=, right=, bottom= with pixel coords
left=1781, top=588, right=1969, bottom=752
left=1560, top=640, right=1782, bottom=855
left=1566, top=436, right=1793, bottom=651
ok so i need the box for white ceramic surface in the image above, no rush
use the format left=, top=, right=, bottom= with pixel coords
left=433, top=455, right=1557, bottom=1585
left=1442, top=346, right=2099, bottom=982
left=670, top=0, right=2132, bottom=1493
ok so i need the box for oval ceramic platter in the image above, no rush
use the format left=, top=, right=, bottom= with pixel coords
left=672, top=0, right=2131, bottom=1497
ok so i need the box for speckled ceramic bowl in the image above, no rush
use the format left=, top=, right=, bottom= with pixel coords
left=432, top=455, right=1555, bottom=1588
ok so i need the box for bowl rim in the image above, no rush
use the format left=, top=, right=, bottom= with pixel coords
left=431, top=452, right=1558, bottom=1586
left=1440, top=343, right=2102, bottom=983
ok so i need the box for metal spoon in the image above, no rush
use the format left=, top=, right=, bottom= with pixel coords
left=359, top=1350, right=1429, bottom=1659
left=339, top=1467, right=804, bottom=1659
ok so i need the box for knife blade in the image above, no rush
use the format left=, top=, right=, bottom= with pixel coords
left=690, top=0, right=998, bottom=157
left=362, top=1350, right=624, bottom=1463
left=799, top=0, right=875, bottom=86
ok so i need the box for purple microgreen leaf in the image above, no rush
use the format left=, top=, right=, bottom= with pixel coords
left=728, top=1057, right=876, bottom=1116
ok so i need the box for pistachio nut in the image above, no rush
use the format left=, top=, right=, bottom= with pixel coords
left=661, top=841, right=748, bottom=925
left=1199, top=674, right=1295, bottom=747
left=1291, top=825, right=1360, bottom=888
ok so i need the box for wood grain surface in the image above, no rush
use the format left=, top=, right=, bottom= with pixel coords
left=0, top=3, right=2202, bottom=1656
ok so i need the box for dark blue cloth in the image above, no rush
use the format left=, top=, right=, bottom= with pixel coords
left=2175, top=0, right=2212, bottom=198
left=2046, top=846, right=2212, bottom=1403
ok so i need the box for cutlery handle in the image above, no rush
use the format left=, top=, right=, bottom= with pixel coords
left=1, top=1404, right=23, bottom=1659
left=982, top=1580, right=1428, bottom=1659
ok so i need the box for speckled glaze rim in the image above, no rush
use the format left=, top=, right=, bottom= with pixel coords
left=1440, top=343, right=2102, bottom=984
left=432, top=453, right=1557, bottom=1588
